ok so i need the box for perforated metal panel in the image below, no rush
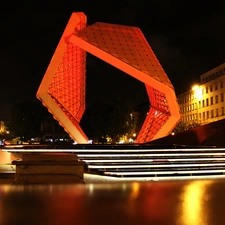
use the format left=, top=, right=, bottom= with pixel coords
left=77, top=22, right=173, bottom=89
left=70, top=21, right=181, bottom=143
left=137, top=85, right=170, bottom=143
left=37, top=12, right=88, bottom=143
left=48, top=42, right=86, bottom=122
left=37, top=12, right=181, bottom=144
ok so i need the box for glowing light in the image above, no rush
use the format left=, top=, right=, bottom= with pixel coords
left=3, top=147, right=225, bottom=152
left=83, top=158, right=225, bottom=163
left=192, top=85, right=202, bottom=100
left=192, top=85, right=199, bottom=91
left=88, top=184, right=94, bottom=195
left=72, top=152, right=225, bottom=157
left=131, top=183, right=140, bottom=199
left=179, top=180, right=213, bottom=225
left=88, top=162, right=225, bottom=169
left=104, top=169, right=225, bottom=176
left=128, top=138, right=134, bottom=143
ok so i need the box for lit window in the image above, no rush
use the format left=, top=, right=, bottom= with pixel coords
left=216, top=95, right=218, bottom=103
left=211, top=110, right=214, bottom=118
left=210, top=96, right=213, bottom=105
left=216, top=108, right=219, bottom=117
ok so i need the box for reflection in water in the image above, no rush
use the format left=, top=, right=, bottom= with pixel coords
left=179, top=180, right=213, bottom=225
left=130, top=182, right=140, bottom=199
left=0, top=194, right=2, bottom=225
left=1, top=180, right=223, bottom=225
left=88, top=184, right=94, bottom=195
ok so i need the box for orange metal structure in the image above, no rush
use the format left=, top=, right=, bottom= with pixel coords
left=37, top=12, right=181, bottom=144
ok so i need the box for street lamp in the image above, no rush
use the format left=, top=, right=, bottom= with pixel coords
left=192, top=85, right=202, bottom=100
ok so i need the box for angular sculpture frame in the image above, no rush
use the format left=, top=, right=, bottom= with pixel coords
left=37, top=12, right=181, bottom=144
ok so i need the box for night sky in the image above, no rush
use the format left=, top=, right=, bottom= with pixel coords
left=1, top=1, right=225, bottom=120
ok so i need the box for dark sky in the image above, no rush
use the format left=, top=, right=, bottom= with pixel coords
left=1, top=1, right=225, bottom=120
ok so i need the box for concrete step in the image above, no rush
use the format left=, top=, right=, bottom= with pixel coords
left=3, top=145, right=225, bottom=179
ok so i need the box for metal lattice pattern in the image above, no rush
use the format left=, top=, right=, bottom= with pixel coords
left=37, top=12, right=181, bottom=143
left=48, top=42, right=86, bottom=122
left=136, top=108, right=169, bottom=143
left=77, top=22, right=173, bottom=89
left=136, top=85, right=170, bottom=143
left=146, top=85, right=169, bottom=114
left=37, top=12, right=89, bottom=143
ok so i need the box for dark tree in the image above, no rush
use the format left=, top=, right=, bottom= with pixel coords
left=80, top=108, right=92, bottom=137
left=8, top=100, right=47, bottom=141
left=133, top=102, right=150, bottom=135
left=85, top=102, right=111, bottom=141
left=107, top=98, right=132, bottom=143
left=81, top=99, right=134, bottom=143
left=173, top=121, right=200, bottom=133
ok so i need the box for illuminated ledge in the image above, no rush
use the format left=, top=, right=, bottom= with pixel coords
left=4, top=150, right=225, bottom=162
left=3, top=147, right=225, bottom=153
left=88, top=163, right=225, bottom=169
left=3, top=149, right=225, bottom=157
left=104, top=169, right=225, bottom=177
left=75, top=153, right=225, bottom=157
left=84, top=173, right=225, bottom=182
left=83, top=158, right=225, bottom=163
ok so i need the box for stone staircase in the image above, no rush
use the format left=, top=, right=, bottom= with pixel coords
left=2, top=144, right=225, bottom=180
left=73, top=145, right=225, bottom=179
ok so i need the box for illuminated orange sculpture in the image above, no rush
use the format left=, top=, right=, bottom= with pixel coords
left=37, top=12, right=181, bottom=144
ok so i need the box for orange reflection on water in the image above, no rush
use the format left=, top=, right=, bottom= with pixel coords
left=130, top=182, right=140, bottom=199
left=178, top=180, right=213, bottom=225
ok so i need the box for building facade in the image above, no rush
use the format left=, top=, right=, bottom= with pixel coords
left=178, top=63, right=225, bottom=126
